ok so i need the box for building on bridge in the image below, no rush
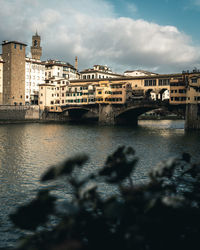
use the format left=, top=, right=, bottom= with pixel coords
left=95, top=81, right=132, bottom=104
left=65, top=83, right=96, bottom=105
left=38, top=80, right=132, bottom=111
left=70, top=73, right=184, bottom=102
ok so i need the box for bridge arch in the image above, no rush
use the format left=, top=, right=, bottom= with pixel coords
left=61, top=106, right=98, bottom=122
left=115, top=104, right=160, bottom=125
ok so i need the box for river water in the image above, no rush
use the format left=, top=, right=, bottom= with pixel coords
left=0, top=120, right=200, bottom=248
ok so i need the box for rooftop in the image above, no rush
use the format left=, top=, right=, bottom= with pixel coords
left=2, top=40, right=27, bottom=46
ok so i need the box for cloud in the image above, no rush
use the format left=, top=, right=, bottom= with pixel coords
left=0, top=0, right=199, bottom=73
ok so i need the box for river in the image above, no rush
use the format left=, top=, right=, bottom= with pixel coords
left=0, top=120, right=200, bottom=248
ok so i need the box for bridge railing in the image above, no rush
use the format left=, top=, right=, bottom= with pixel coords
left=125, top=98, right=169, bottom=107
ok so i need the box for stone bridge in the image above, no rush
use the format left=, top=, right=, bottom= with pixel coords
left=55, top=100, right=184, bottom=125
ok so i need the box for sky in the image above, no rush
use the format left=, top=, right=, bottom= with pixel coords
left=0, top=0, right=200, bottom=74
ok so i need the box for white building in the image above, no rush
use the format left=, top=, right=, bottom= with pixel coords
left=44, top=60, right=79, bottom=81
left=25, top=57, right=45, bottom=104
left=80, top=65, right=123, bottom=80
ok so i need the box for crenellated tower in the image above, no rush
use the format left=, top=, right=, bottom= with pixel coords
left=31, top=32, right=42, bottom=60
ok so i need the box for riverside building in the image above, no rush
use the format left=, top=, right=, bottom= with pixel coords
left=0, top=57, right=4, bottom=104
left=39, top=78, right=69, bottom=111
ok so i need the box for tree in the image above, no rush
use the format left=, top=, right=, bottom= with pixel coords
left=10, top=147, right=200, bottom=250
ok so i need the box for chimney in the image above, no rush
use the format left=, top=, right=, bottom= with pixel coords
left=75, top=56, right=78, bottom=71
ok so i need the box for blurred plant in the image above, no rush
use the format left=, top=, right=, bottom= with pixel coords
left=10, top=147, right=200, bottom=250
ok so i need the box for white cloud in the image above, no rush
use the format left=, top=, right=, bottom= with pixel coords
left=0, top=0, right=199, bottom=73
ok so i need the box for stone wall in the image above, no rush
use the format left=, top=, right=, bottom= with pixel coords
left=0, top=105, right=39, bottom=121
left=185, top=104, right=200, bottom=130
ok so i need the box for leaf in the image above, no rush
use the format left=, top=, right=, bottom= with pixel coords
left=10, top=190, right=56, bottom=231
left=41, top=154, right=89, bottom=182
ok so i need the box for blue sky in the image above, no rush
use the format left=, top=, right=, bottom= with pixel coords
left=0, top=0, right=200, bottom=73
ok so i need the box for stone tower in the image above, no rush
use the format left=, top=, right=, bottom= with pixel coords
left=75, top=56, right=78, bottom=71
left=31, top=32, right=42, bottom=60
left=2, top=41, right=26, bottom=105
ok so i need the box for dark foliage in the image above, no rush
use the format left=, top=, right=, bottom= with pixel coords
left=10, top=147, right=200, bottom=250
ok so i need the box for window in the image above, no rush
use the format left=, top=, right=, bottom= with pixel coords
left=159, top=79, right=169, bottom=86
left=20, top=45, right=23, bottom=50
left=14, top=44, right=17, bottom=49
left=144, top=79, right=156, bottom=86
left=192, top=78, right=197, bottom=83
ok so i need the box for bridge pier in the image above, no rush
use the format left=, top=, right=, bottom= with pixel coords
left=98, top=104, right=115, bottom=125
left=185, top=104, right=200, bottom=130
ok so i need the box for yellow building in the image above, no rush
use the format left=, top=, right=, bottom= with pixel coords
left=65, top=83, right=96, bottom=105
left=95, top=81, right=132, bottom=104
left=169, top=76, right=186, bottom=105
left=186, top=73, right=200, bottom=104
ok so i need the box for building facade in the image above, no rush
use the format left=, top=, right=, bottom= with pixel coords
left=39, top=78, right=69, bottom=111
left=0, top=57, right=4, bottom=104
left=25, top=58, right=45, bottom=104
left=44, top=60, right=79, bottom=80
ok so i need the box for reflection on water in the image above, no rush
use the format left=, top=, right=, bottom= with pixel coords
left=0, top=120, right=200, bottom=248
